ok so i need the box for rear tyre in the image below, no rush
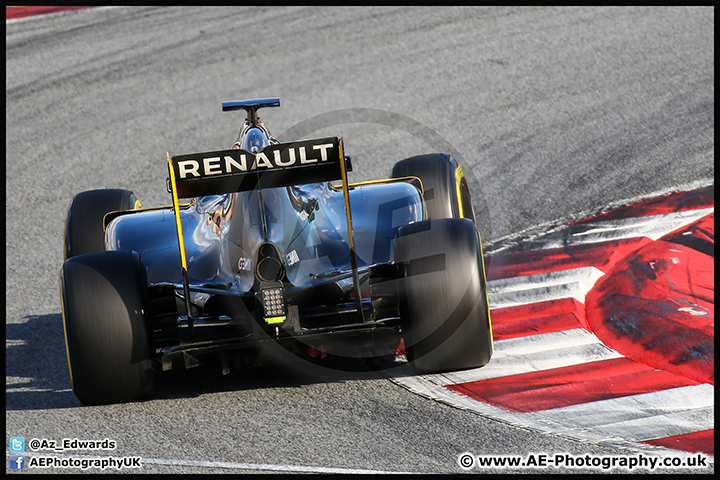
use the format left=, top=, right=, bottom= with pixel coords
left=391, top=153, right=475, bottom=222
left=64, top=189, right=139, bottom=259
left=61, top=250, right=156, bottom=405
left=394, top=218, right=493, bottom=373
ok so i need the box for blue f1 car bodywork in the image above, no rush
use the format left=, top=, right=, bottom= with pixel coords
left=60, top=98, right=493, bottom=404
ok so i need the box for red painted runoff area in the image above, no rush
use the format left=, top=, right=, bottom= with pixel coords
left=486, top=237, right=651, bottom=281
left=643, top=430, right=714, bottom=456
left=447, top=357, right=699, bottom=413
left=585, top=213, right=714, bottom=385
left=452, top=186, right=714, bottom=455
left=6, top=6, right=94, bottom=20
left=490, top=298, right=587, bottom=340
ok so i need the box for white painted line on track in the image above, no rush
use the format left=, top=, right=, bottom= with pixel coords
left=487, top=267, right=604, bottom=293
left=532, top=207, right=714, bottom=251
left=492, top=328, right=605, bottom=356
left=5, top=450, right=418, bottom=474
left=401, top=329, right=622, bottom=385
left=487, top=267, right=605, bottom=308
left=570, top=207, right=714, bottom=241
left=586, top=406, right=715, bottom=443
left=141, top=456, right=417, bottom=474
left=537, top=384, right=715, bottom=436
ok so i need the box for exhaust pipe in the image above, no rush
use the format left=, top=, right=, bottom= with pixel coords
left=256, top=242, right=284, bottom=282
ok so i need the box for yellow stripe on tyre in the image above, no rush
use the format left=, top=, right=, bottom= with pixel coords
left=59, top=274, right=74, bottom=389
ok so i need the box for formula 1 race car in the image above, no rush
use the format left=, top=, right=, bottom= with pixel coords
left=60, top=98, right=493, bottom=405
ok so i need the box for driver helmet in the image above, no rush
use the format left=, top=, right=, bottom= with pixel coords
left=235, top=126, right=269, bottom=152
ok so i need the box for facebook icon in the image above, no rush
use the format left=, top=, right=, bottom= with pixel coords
left=10, top=455, right=25, bottom=470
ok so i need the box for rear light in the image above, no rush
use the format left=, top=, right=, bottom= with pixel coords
left=260, top=282, right=286, bottom=324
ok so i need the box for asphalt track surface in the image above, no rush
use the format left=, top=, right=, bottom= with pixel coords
left=6, top=6, right=714, bottom=474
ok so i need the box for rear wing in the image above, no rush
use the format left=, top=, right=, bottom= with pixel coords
left=166, top=136, right=365, bottom=339
left=168, top=137, right=344, bottom=198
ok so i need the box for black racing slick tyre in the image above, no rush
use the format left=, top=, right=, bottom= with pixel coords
left=60, top=250, right=156, bottom=405
left=394, top=218, right=493, bottom=373
left=64, top=189, right=139, bottom=259
left=391, top=153, right=475, bottom=222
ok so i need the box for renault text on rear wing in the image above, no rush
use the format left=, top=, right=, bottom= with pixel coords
left=169, top=137, right=343, bottom=198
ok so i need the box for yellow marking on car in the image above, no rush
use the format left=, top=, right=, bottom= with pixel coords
left=338, top=140, right=354, bottom=246
left=265, top=316, right=287, bottom=325
left=477, top=230, right=494, bottom=352
left=455, top=165, right=465, bottom=219
left=167, top=152, right=189, bottom=271
left=59, top=276, right=74, bottom=389
left=338, top=139, right=365, bottom=321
